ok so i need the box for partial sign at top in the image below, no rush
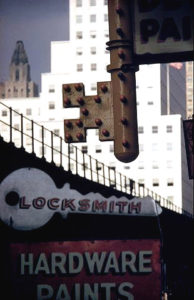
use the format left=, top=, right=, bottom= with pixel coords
left=133, top=0, right=194, bottom=64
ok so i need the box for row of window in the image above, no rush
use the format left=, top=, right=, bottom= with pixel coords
left=76, top=46, right=109, bottom=56
left=76, top=31, right=109, bottom=39
left=138, top=178, right=174, bottom=187
left=1, top=108, right=32, bottom=117
left=77, top=63, right=99, bottom=72
left=76, top=14, right=108, bottom=23
left=76, top=0, right=107, bottom=7
left=138, top=125, right=173, bottom=133
left=68, top=144, right=174, bottom=156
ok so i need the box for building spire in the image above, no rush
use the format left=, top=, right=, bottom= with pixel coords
left=11, top=41, right=28, bottom=65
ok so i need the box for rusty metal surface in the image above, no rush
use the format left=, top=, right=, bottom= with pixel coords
left=63, top=82, right=114, bottom=143
left=107, top=0, right=139, bottom=163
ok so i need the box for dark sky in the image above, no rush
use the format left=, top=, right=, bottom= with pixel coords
left=0, top=0, right=69, bottom=91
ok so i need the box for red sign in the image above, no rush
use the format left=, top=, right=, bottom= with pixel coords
left=9, top=240, right=161, bottom=300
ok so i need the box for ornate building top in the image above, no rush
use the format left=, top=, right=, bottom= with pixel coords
left=11, top=41, right=28, bottom=65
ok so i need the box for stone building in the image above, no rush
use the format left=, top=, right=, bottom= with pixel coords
left=1, top=41, right=38, bottom=98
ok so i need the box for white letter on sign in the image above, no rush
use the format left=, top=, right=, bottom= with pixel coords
left=68, top=252, right=83, bottom=274
left=37, top=285, right=53, bottom=300
left=118, top=282, right=134, bottom=300
left=139, top=250, right=152, bottom=273
left=20, top=253, right=33, bottom=275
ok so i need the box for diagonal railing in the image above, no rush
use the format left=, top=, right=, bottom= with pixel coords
left=0, top=101, right=192, bottom=217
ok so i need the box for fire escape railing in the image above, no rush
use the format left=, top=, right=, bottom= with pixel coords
left=0, top=101, right=192, bottom=217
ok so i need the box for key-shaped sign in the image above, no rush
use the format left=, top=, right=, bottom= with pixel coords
left=0, top=168, right=162, bottom=230
left=63, top=0, right=139, bottom=163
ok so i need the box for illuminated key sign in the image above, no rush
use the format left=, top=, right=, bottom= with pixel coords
left=9, top=240, right=161, bottom=300
left=133, top=0, right=193, bottom=64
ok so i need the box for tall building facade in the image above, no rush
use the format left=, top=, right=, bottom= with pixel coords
left=185, top=61, right=193, bottom=118
left=0, top=41, right=38, bottom=99
left=0, top=0, right=192, bottom=213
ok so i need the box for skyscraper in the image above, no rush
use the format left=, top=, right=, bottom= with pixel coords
left=1, top=41, right=38, bottom=98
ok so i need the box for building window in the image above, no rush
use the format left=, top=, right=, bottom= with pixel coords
left=166, top=143, right=172, bottom=151
left=53, top=129, right=60, bottom=136
left=166, top=125, right=173, bottom=133
left=152, top=126, right=158, bottom=133
left=91, top=83, right=97, bottom=91
left=138, top=126, right=144, bottom=133
left=147, top=101, right=153, bottom=105
left=96, top=145, right=101, bottom=153
left=14, top=109, right=19, bottom=116
left=15, top=69, right=19, bottom=81
left=109, top=144, right=114, bottom=152
left=76, top=0, right=82, bottom=7
left=104, top=14, right=108, bottom=21
left=167, top=196, right=174, bottom=202
left=49, top=102, right=55, bottom=109
left=77, top=64, right=83, bottom=72
left=167, top=178, right=174, bottom=186
left=76, top=48, right=83, bottom=55
left=90, top=31, right=96, bottom=38
left=2, top=110, right=8, bottom=116
left=104, top=32, right=109, bottom=38
left=69, top=145, right=74, bottom=154
left=104, top=0, right=108, bottom=4
left=82, top=163, right=88, bottom=170
left=153, top=179, right=159, bottom=186
left=138, top=179, right=144, bottom=187
left=139, top=144, right=144, bottom=152
left=76, top=15, right=82, bottom=23
left=90, top=0, right=96, bottom=5
left=90, top=15, right=96, bottom=22
left=14, top=124, right=19, bottom=130
left=49, top=85, right=55, bottom=93
left=82, top=146, right=88, bottom=154
left=167, top=160, right=173, bottom=168
left=76, top=31, right=83, bottom=39
left=26, top=108, right=32, bottom=116
left=124, top=166, right=130, bottom=170
left=138, top=161, right=144, bottom=169
left=152, top=161, right=159, bottom=169
left=91, top=47, right=96, bottom=55
left=91, top=63, right=97, bottom=71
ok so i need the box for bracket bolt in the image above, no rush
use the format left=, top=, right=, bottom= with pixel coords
left=64, top=120, right=72, bottom=128
left=116, top=28, right=124, bottom=38
left=75, top=84, right=82, bottom=91
left=81, top=108, right=89, bottom=116
left=63, top=97, right=71, bottom=106
left=118, top=72, right=126, bottom=81
left=76, top=133, right=84, bottom=141
left=100, top=84, right=108, bottom=93
left=76, top=119, right=83, bottom=127
left=122, top=140, right=129, bottom=148
left=116, top=6, right=123, bottom=15
left=120, top=95, right=127, bottom=103
left=77, top=97, right=85, bottom=106
left=65, top=133, right=72, bottom=142
left=118, top=50, right=125, bottom=60
left=95, top=118, right=103, bottom=126
left=94, top=96, right=101, bottom=103
left=64, top=85, right=71, bottom=92
left=102, top=129, right=110, bottom=137
left=121, top=118, right=128, bottom=125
